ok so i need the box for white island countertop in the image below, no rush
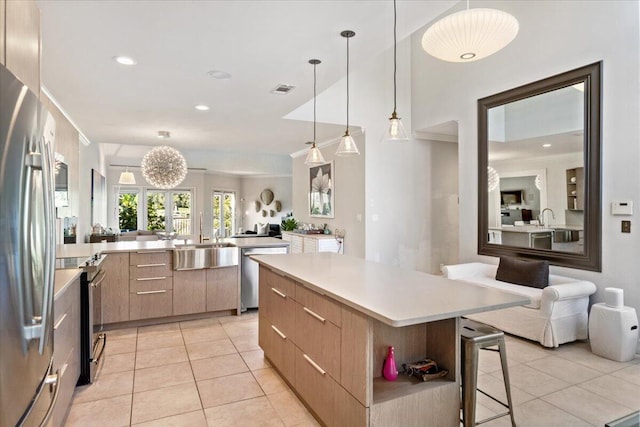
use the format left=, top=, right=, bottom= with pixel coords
left=252, top=253, right=528, bottom=327
left=55, top=237, right=289, bottom=259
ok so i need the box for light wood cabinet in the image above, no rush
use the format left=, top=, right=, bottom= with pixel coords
left=206, top=266, right=238, bottom=312
left=51, top=275, right=80, bottom=427
left=258, top=264, right=459, bottom=426
left=129, top=251, right=173, bottom=321
left=5, top=0, right=39, bottom=95
left=173, top=269, right=206, bottom=315
left=102, top=253, right=130, bottom=324
left=282, top=231, right=343, bottom=254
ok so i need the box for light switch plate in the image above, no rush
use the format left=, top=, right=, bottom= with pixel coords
left=612, top=201, right=633, bottom=215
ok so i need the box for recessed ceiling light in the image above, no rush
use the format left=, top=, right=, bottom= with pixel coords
left=207, top=70, right=232, bottom=79
left=542, top=143, right=552, bottom=148
left=194, top=104, right=210, bottom=111
left=157, top=130, right=171, bottom=139
left=113, top=56, right=137, bottom=66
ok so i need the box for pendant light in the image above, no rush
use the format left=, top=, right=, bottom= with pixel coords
left=422, top=0, right=519, bottom=63
left=118, top=168, right=136, bottom=185
left=304, top=59, right=326, bottom=166
left=335, top=30, right=360, bottom=156
left=384, top=0, right=409, bottom=142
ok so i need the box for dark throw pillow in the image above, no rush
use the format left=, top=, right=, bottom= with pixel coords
left=495, top=256, right=549, bottom=289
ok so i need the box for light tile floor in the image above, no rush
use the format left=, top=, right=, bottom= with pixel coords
left=64, top=313, right=640, bottom=427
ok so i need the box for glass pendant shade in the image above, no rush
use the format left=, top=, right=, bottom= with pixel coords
left=335, top=131, right=360, bottom=156
left=141, top=146, right=187, bottom=189
left=336, top=30, right=359, bottom=157
left=305, top=142, right=325, bottom=165
left=422, top=8, right=519, bottom=62
left=384, top=113, right=409, bottom=142
left=304, top=59, right=326, bottom=166
left=118, top=170, right=136, bottom=185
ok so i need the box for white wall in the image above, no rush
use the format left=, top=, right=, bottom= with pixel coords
left=411, top=1, right=640, bottom=313
left=291, top=135, right=366, bottom=258
left=241, top=176, right=292, bottom=234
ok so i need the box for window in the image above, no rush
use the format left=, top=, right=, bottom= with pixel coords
left=146, top=190, right=192, bottom=233
left=212, top=191, right=235, bottom=237
left=118, top=190, right=139, bottom=232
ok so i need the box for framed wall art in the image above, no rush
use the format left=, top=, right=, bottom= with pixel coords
left=309, top=161, right=334, bottom=218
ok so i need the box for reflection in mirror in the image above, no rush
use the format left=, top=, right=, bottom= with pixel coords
left=478, top=62, right=601, bottom=271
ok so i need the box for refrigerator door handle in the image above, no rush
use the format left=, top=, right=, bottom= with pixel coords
left=16, top=369, right=60, bottom=427
left=39, top=134, right=55, bottom=355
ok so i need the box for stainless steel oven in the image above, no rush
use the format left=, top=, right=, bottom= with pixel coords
left=77, top=254, right=107, bottom=385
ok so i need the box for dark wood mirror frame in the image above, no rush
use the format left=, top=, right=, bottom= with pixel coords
left=478, top=62, right=602, bottom=271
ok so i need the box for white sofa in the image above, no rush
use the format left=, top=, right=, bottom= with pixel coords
left=442, top=262, right=597, bottom=347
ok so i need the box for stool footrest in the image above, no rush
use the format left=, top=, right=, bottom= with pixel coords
left=477, top=388, right=509, bottom=409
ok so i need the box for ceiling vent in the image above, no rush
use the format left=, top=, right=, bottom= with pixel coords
left=271, top=84, right=295, bottom=95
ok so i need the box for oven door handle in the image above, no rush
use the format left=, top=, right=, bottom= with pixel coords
left=91, top=333, right=107, bottom=365
left=90, top=269, right=106, bottom=288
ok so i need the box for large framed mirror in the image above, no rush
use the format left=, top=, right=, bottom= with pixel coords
left=478, top=62, right=601, bottom=271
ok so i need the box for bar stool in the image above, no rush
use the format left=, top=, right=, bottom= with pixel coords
left=460, top=318, right=516, bottom=427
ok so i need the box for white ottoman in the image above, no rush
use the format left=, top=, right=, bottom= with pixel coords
left=589, top=303, right=638, bottom=362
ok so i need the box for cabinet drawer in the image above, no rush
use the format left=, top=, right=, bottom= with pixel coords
left=130, top=251, right=172, bottom=267
left=130, top=263, right=173, bottom=279
left=261, top=266, right=296, bottom=299
left=294, top=302, right=341, bottom=380
left=296, top=284, right=342, bottom=327
left=266, top=286, right=296, bottom=338
left=294, top=347, right=336, bottom=426
left=130, top=276, right=173, bottom=293
left=259, top=319, right=295, bottom=384
left=130, top=290, right=173, bottom=320
left=50, top=346, right=80, bottom=427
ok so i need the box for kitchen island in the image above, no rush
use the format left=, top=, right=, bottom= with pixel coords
left=252, top=253, right=528, bottom=427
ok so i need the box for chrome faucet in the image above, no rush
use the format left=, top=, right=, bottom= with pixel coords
left=213, top=229, right=220, bottom=243
left=539, top=208, right=555, bottom=228
left=199, top=219, right=209, bottom=244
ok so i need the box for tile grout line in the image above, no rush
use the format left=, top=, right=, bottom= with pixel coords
left=129, top=327, right=139, bottom=427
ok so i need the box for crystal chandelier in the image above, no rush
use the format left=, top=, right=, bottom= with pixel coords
left=141, top=146, right=187, bottom=189
left=487, top=166, right=499, bottom=192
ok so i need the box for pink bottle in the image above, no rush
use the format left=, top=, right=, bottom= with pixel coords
left=382, top=346, right=398, bottom=381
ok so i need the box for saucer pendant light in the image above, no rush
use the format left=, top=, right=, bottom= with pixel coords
left=422, top=0, right=519, bottom=62
left=384, top=0, right=409, bottom=142
left=304, top=59, right=326, bottom=166
left=335, top=30, right=360, bottom=156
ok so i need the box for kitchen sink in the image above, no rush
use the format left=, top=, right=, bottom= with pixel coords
left=173, top=244, right=238, bottom=270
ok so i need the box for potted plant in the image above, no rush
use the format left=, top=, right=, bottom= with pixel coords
left=281, top=216, right=298, bottom=232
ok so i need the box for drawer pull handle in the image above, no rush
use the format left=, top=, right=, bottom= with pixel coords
left=271, top=325, right=287, bottom=340
left=53, top=313, right=67, bottom=330
left=303, top=306, right=325, bottom=323
left=60, top=362, right=69, bottom=377
left=136, top=290, right=167, bottom=295
left=271, top=288, right=287, bottom=299
left=136, top=276, right=167, bottom=281
left=303, top=354, right=326, bottom=376
left=136, top=263, right=166, bottom=268
left=136, top=250, right=167, bottom=254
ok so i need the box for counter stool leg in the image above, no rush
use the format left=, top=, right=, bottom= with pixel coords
left=498, top=340, right=516, bottom=427
left=462, top=340, right=479, bottom=427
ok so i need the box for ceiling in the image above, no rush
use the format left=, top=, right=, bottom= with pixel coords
left=37, top=0, right=455, bottom=165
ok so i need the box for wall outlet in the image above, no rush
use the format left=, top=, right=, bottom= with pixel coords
left=621, top=220, right=631, bottom=233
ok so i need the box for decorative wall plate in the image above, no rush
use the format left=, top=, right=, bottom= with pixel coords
left=260, top=189, right=274, bottom=205
left=254, top=200, right=261, bottom=212
left=269, top=210, right=275, bottom=217
left=261, top=210, right=267, bottom=217
left=275, top=200, right=282, bottom=212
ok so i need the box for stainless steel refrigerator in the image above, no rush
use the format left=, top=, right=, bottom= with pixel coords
left=0, top=64, right=58, bottom=426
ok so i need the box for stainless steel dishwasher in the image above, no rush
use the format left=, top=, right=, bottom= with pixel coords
left=241, top=246, right=288, bottom=310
